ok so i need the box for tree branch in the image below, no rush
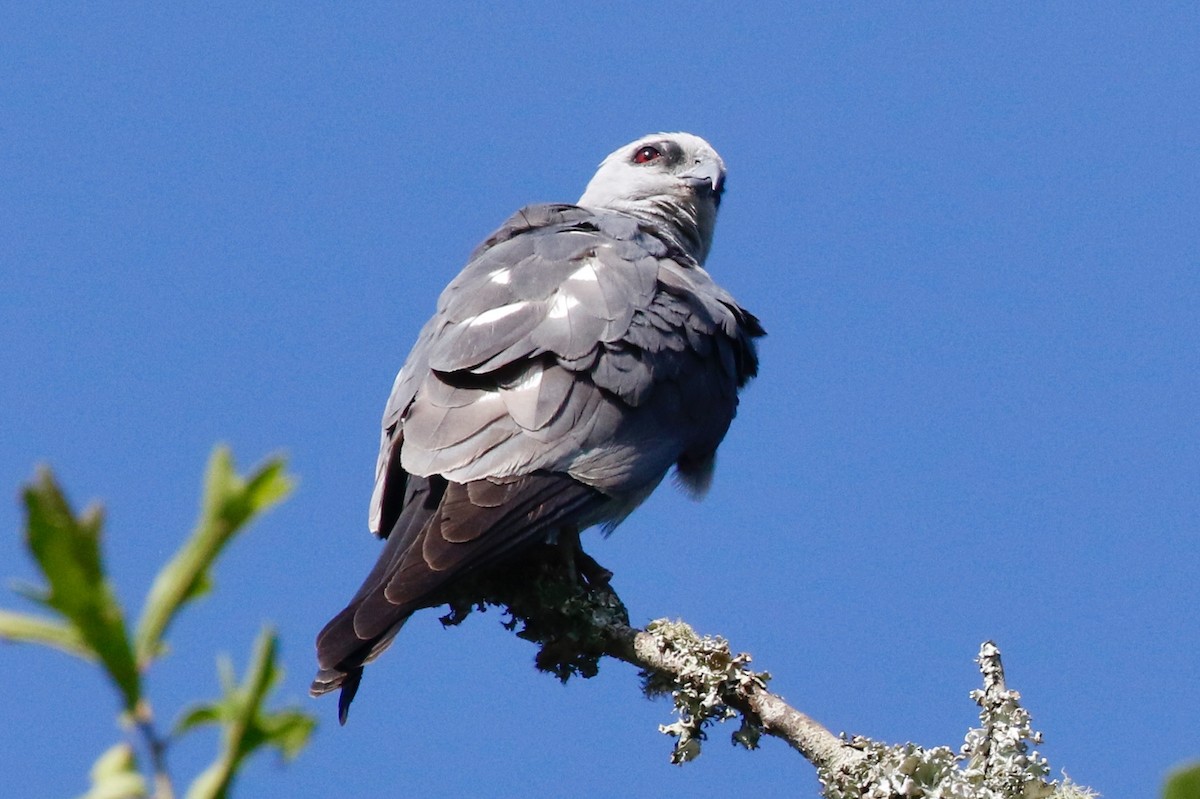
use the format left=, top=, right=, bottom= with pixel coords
left=443, top=547, right=1095, bottom=798
left=600, top=618, right=864, bottom=772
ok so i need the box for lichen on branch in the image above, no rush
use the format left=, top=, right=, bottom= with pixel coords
left=634, top=619, right=770, bottom=763
left=440, top=548, right=1096, bottom=799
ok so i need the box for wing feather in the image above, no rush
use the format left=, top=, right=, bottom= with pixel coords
left=315, top=472, right=608, bottom=680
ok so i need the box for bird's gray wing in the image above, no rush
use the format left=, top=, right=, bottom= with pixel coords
left=365, top=204, right=648, bottom=535
left=368, top=202, right=763, bottom=539
left=394, top=204, right=759, bottom=493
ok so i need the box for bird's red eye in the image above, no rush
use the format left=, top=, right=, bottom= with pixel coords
left=632, top=145, right=662, bottom=164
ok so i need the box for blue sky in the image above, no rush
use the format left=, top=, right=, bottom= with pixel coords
left=2, top=4, right=1197, bottom=797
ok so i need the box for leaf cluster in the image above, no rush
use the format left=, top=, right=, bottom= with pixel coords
left=0, top=447, right=314, bottom=799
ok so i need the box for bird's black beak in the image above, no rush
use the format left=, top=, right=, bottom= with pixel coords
left=681, top=159, right=726, bottom=205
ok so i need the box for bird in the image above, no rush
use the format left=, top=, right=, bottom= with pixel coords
left=312, top=132, right=764, bottom=723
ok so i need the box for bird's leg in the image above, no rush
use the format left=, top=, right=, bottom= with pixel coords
left=576, top=549, right=613, bottom=589
left=558, top=525, right=613, bottom=588
left=559, top=524, right=582, bottom=584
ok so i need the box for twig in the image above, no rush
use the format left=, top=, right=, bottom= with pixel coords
left=133, top=700, right=175, bottom=799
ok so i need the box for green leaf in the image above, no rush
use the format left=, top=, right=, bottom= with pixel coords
left=20, top=469, right=141, bottom=712
left=0, top=608, right=93, bottom=660
left=180, top=626, right=316, bottom=799
left=78, top=742, right=147, bottom=799
left=1165, top=763, right=1200, bottom=799
left=174, top=704, right=221, bottom=735
left=259, top=708, right=317, bottom=761
left=134, top=446, right=293, bottom=667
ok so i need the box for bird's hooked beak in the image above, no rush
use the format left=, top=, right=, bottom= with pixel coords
left=680, top=158, right=726, bottom=205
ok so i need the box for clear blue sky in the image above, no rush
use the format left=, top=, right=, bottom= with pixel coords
left=2, top=5, right=1196, bottom=797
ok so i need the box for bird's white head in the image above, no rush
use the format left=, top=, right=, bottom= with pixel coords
left=578, top=132, right=726, bottom=264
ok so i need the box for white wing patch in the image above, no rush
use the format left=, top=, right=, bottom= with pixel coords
left=489, top=268, right=512, bottom=285
left=466, top=302, right=527, bottom=327
left=567, top=262, right=600, bottom=284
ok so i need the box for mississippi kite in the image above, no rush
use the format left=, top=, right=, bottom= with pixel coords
left=313, top=132, right=764, bottom=721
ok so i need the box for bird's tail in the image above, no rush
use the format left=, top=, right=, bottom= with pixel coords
left=310, top=480, right=439, bottom=723
left=311, top=601, right=411, bottom=724
left=311, top=664, right=363, bottom=725
left=312, top=472, right=610, bottom=723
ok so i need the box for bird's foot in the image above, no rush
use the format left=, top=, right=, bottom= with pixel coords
left=558, top=525, right=612, bottom=588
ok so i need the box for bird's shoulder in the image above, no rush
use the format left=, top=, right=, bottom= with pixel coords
left=466, top=203, right=672, bottom=262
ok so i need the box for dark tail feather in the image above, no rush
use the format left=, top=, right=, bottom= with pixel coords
left=308, top=663, right=363, bottom=725
left=337, top=668, right=362, bottom=725
left=310, top=478, right=440, bottom=719
left=310, top=602, right=410, bottom=723
left=311, top=472, right=609, bottom=721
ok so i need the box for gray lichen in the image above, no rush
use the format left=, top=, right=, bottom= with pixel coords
left=960, top=641, right=1052, bottom=796
left=816, top=642, right=1096, bottom=799
left=637, top=620, right=770, bottom=763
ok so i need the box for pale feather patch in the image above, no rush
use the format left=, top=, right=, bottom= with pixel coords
left=465, top=302, right=527, bottom=327
left=547, top=292, right=580, bottom=320
left=500, top=365, right=546, bottom=431
left=567, top=261, right=601, bottom=284
left=509, top=365, right=544, bottom=392
left=489, top=268, right=512, bottom=285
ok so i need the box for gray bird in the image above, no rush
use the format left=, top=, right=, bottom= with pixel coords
left=312, top=132, right=764, bottom=722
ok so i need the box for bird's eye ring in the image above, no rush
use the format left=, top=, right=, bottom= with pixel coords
left=632, top=145, right=662, bottom=164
